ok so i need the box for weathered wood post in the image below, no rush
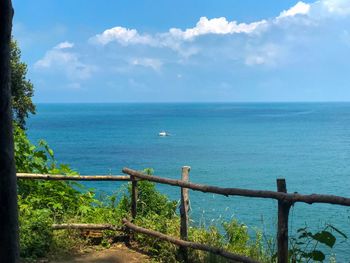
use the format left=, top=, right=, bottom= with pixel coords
left=179, top=166, right=191, bottom=262
left=126, top=175, right=138, bottom=244
left=0, top=0, right=20, bottom=262
left=277, top=179, right=291, bottom=263
left=131, top=175, right=138, bottom=220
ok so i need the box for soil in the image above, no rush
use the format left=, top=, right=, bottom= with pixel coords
left=49, top=243, right=151, bottom=263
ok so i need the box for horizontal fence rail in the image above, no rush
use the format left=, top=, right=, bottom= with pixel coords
left=123, top=219, right=259, bottom=263
left=122, top=167, right=350, bottom=207
left=17, top=173, right=130, bottom=181
left=52, top=223, right=122, bottom=231
left=17, top=168, right=350, bottom=263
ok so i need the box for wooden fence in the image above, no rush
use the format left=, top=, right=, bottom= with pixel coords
left=17, top=168, right=350, bottom=263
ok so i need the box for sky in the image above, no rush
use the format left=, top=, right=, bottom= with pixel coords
left=12, top=0, right=350, bottom=103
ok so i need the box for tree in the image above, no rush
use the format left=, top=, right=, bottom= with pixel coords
left=10, top=39, right=35, bottom=129
left=0, top=0, right=20, bottom=261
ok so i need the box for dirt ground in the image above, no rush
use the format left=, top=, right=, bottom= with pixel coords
left=50, top=243, right=151, bottom=263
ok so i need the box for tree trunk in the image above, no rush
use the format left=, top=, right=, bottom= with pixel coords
left=0, top=0, right=19, bottom=262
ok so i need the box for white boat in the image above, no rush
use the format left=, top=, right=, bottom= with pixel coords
left=159, top=131, right=169, bottom=136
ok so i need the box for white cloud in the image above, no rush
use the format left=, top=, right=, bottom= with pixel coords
left=55, top=41, right=74, bottom=49
left=167, top=17, right=267, bottom=41
left=91, top=16, right=267, bottom=50
left=278, top=1, right=311, bottom=19
left=321, top=0, right=350, bottom=15
left=31, top=0, right=350, bottom=102
left=245, top=44, right=282, bottom=67
left=130, top=58, right=163, bottom=71
left=35, top=41, right=95, bottom=80
left=90, top=0, right=350, bottom=50
left=90, top=26, right=154, bottom=46
left=36, top=0, right=350, bottom=82
left=34, top=42, right=77, bottom=68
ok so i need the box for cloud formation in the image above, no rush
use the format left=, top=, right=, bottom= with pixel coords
left=130, top=58, right=163, bottom=71
left=35, top=41, right=95, bottom=80
left=91, top=27, right=154, bottom=46
left=39, top=0, right=350, bottom=72
left=167, top=17, right=267, bottom=40
left=321, top=0, right=350, bottom=15
left=90, top=16, right=268, bottom=51
left=32, top=0, right=350, bottom=102
left=277, top=1, right=310, bottom=19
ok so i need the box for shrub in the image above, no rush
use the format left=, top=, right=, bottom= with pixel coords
left=19, top=206, right=53, bottom=259
left=118, top=168, right=177, bottom=219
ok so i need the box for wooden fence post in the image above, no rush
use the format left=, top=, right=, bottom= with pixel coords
left=179, top=166, right=191, bottom=262
left=131, top=175, right=138, bottom=220
left=277, top=179, right=291, bottom=263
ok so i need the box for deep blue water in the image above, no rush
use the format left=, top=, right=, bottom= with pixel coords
left=27, top=103, right=350, bottom=259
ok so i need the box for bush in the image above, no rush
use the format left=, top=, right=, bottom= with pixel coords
left=118, top=168, right=177, bottom=219
left=15, top=125, right=107, bottom=259
left=19, top=207, right=53, bottom=259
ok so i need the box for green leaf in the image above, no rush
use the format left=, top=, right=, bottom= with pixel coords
left=309, top=250, right=325, bottom=261
left=48, top=149, right=54, bottom=158
left=79, top=205, right=91, bottom=214
left=312, top=231, right=336, bottom=248
left=52, top=203, right=63, bottom=210
left=327, top=224, right=348, bottom=239
left=298, top=231, right=312, bottom=239
left=297, top=227, right=307, bottom=233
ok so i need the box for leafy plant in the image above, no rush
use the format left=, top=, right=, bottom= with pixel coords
left=10, top=39, right=35, bottom=129
left=290, top=224, right=347, bottom=262
left=14, top=124, right=112, bottom=259
left=118, top=168, right=177, bottom=219
left=19, top=206, right=53, bottom=259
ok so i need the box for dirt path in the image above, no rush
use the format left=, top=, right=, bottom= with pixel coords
left=50, top=243, right=151, bottom=263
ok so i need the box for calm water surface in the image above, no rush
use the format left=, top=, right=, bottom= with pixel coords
left=27, top=103, right=350, bottom=259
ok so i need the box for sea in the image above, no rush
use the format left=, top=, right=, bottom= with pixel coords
left=27, top=103, right=350, bottom=260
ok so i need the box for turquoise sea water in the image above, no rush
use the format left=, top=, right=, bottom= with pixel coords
left=27, top=103, right=350, bottom=259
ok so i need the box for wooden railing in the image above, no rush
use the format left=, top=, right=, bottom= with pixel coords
left=17, top=168, right=350, bottom=263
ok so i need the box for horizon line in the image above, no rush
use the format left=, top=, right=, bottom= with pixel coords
left=33, top=101, right=350, bottom=104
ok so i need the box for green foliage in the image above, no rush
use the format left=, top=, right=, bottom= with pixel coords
left=188, top=221, right=269, bottom=263
left=135, top=215, right=269, bottom=263
left=223, top=220, right=266, bottom=260
left=10, top=39, right=35, bottom=128
left=134, top=215, right=180, bottom=262
left=19, top=206, right=53, bottom=259
left=14, top=123, right=53, bottom=174
left=15, top=123, right=90, bottom=221
left=290, top=224, right=347, bottom=262
left=118, top=168, right=177, bottom=218
left=14, top=125, right=112, bottom=259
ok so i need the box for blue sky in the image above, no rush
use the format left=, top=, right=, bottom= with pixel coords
left=12, top=0, right=350, bottom=102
